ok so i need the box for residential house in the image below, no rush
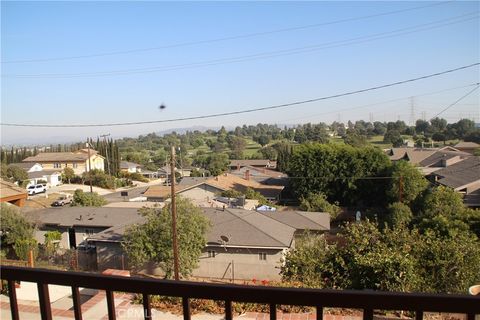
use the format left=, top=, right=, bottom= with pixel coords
left=387, top=146, right=472, bottom=175
left=229, top=159, right=277, bottom=170
left=0, top=179, right=28, bottom=207
left=143, top=173, right=284, bottom=205
left=454, top=141, right=480, bottom=155
left=27, top=207, right=142, bottom=249
left=9, top=162, right=62, bottom=187
left=22, top=149, right=105, bottom=175
left=431, top=156, right=480, bottom=208
left=230, top=165, right=288, bottom=186
left=157, top=165, right=175, bottom=179
left=388, top=147, right=480, bottom=207
left=87, top=207, right=330, bottom=280
left=120, top=161, right=141, bottom=174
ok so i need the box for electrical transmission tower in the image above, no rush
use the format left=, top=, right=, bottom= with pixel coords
left=409, top=97, right=415, bottom=126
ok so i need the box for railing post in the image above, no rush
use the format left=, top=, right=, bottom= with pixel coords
left=37, top=283, right=52, bottom=320
left=106, top=290, right=116, bottom=320
left=363, top=309, right=373, bottom=320
left=415, top=310, right=423, bottom=320
left=270, top=303, right=277, bottom=320
left=182, top=297, right=191, bottom=320
left=7, top=280, right=19, bottom=320
left=225, top=300, right=233, bottom=320
left=143, top=294, right=152, bottom=320
left=71, top=286, right=83, bottom=320
left=316, top=306, right=323, bottom=320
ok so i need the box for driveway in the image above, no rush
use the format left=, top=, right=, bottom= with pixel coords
left=47, top=184, right=113, bottom=195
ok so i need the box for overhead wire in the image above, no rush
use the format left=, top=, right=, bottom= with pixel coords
left=1, top=63, right=478, bottom=128
left=0, top=1, right=454, bottom=64
left=281, top=83, right=480, bottom=123
left=429, top=85, right=480, bottom=120
left=3, top=12, right=477, bottom=79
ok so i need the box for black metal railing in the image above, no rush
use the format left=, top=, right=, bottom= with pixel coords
left=1, top=266, right=479, bottom=320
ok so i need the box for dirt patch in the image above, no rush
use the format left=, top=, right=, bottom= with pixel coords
left=24, top=193, right=64, bottom=209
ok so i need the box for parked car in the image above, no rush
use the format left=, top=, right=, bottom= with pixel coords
left=27, top=184, right=46, bottom=195
left=51, top=195, right=72, bottom=207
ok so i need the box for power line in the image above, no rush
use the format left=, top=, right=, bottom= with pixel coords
left=282, top=83, right=480, bottom=123
left=429, top=85, right=480, bottom=120
left=0, top=1, right=453, bottom=64
left=4, top=12, right=477, bottom=79
left=1, top=63, right=478, bottom=128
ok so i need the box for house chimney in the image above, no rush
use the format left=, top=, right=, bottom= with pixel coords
left=245, top=170, right=250, bottom=181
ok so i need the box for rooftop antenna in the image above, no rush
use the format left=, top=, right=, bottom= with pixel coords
left=219, top=235, right=231, bottom=251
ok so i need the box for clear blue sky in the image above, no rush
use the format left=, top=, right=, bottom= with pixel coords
left=1, top=1, right=479, bottom=145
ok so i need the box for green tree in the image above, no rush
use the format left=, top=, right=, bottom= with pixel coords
left=62, top=167, right=75, bottom=184
left=282, top=221, right=420, bottom=292
left=299, top=192, right=341, bottom=219
left=280, top=233, right=329, bottom=287
left=82, top=169, right=116, bottom=189
left=343, top=132, right=367, bottom=147
left=71, top=189, right=107, bottom=207
left=416, top=185, right=467, bottom=236
left=205, top=153, right=229, bottom=176
left=5, top=165, right=29, bottom=186
left=383, top=130, right=403, bottom=147
left=385, top=202, right=412, bottom=228
left=387, top=161, right=428, bottom=205
left=14, top=238, right=38, bottom=261
left=0, top=204, right=36, bottom=259
left=122, top=197, right=210, bottom=278
left=286, top=144, right=390, bottom=206
left=0, top=203, right=34, bottom=245
left=415, top=230, right=480, bottom=293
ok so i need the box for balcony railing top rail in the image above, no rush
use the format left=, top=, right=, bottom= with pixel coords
left=1, top=266, right=479, bottom=320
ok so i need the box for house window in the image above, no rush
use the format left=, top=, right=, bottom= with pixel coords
left=259, top=252, right=267, bottom=261
left=73, top=163, right=78, bottom=168
left=54, top=163, right=61, bottom=168
left=207, top=250, right=216, bottom=258
left=85, top=229, right=95, bottom=236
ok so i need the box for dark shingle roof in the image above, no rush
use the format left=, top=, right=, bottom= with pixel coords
left=434, top=156, right=480, bottom=189
left=87, top=208, right=330, bottom=249
left=27, top=207, right=141, bottom=228
left=419, top=150, right=471, bottom=168
left=261, top=211, right=330, bottom=231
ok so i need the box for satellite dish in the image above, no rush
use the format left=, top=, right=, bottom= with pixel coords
left=220, top=235, right=230, bottom=243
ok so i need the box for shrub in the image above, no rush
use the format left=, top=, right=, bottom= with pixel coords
left=299, top=193, right=341, bottom=219
left=71, top=189, right=107, bottom=207
left=82, top=169, right=115, bottom=189
left=13, top=238, right=38, bottom=261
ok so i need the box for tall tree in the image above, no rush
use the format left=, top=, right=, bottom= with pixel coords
left=387, top=161, right=428, bottom=205
left=122, top=197, right=210, bottom=278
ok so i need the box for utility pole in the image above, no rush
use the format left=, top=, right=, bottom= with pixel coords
left=100, top=134, right=111, bottom=176
left=170, top=146, right=180, bottom=280
left=86, top=141, right=93, bottom=193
